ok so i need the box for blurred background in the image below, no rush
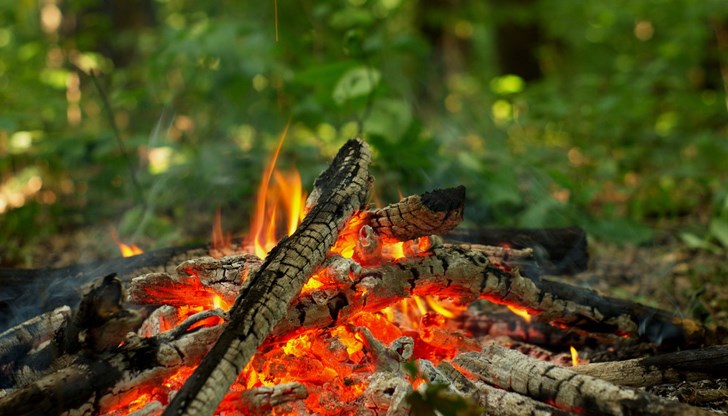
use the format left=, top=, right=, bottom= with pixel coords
left=1, top=0, right=727, bottom=267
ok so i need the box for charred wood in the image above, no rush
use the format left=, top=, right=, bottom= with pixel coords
left=0, top=323, right=223, bottom=416
left=433, top=361, right=577, bottom=416
left=272, top=247, right=722, bottom=349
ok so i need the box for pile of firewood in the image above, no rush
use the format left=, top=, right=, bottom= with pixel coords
left=1, top=139, right=727, bottom=416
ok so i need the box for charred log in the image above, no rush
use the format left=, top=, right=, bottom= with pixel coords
left=433, top=361, right=577, bottom=416
left=271, top=247, right=722, bottom=349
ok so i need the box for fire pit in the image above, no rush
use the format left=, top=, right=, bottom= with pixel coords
left=1, top=138, right=726, bottom=416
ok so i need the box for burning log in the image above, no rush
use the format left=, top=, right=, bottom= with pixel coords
left=129, top=244, right=722, bottom=350
left=163, top=138, right=374, bottom=415
left=572, top=345, right=728, bottom=388
left=0, top=273, right=225, bottom=416
left=0, top=324, right=224, bottom=416
left=454, top=345, right=717, bottom=416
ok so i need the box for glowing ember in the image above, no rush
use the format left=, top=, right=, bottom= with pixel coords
left=570, top=345, right=579, bottom=367
left=507, top=305, right=532, bottom=323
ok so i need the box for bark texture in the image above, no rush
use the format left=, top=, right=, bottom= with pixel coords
left=434, top=361, right=577, bottom=416
left=162, top=138, right=372, bottom=416
left=368, top=186, right=465, bottom=241
left=573, top=345, right=728, bottom=387
left=454, top=345, right=716, bottom=416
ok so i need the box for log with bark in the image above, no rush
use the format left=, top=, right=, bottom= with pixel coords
left=572, top=344, right=728, bottom=388
left=453, top=345, right=718, bottom=416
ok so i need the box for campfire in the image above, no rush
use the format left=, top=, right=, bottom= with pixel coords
left=1, top=138, right=726, bottom=416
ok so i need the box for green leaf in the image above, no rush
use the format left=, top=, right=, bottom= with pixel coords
left=709, top=218, right=728, bottom=248
left=363, top=98, right=412, bottom=142
left=585, top=218, right=654, bottom=244
left=679, top=232, right=722, bottom=254
left=332, top=66, right=381, bottom=105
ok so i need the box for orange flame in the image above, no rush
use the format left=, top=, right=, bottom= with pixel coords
left=570, top=345, right=579, bottom=367
left=247, top=122, right=308, bottom=258
left=211, top=208, right=232, bottom=255
left=507, top=305, right=532, bottom=323
left=110, top=227, right=143, bottom=257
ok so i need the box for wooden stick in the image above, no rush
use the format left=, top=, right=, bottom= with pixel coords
left=162, top=138, right=372, bottom=416
left=572, top=345, right=728, bottom=387
left=453, top=345, right=717, bottom=416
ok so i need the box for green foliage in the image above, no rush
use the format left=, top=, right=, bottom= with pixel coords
left=407, top=383, right=483, bottom=416
left=1, top=0, right=727, bottom=265
left=681, top=194, right=728, bottom=253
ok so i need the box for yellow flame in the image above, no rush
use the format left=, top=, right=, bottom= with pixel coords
left=247, top=122, right=308, bottom=259
left=424, top=296, right=457, bottom=318
left=570, top=345, right=579, bottom=367
left=110, top=227, right=143, bottom=257
left=507, top=305, right=532, bottom=323
left=211, top=208, right=232, bottom=254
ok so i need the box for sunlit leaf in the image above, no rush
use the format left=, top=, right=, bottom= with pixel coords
left=332, top=67, right=381, bottom=105
left=709, top=218, right=728, bottom=249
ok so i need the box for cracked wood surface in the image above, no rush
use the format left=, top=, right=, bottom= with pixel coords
left=454, top=345, right=716, bottom=416
left=367, top=186, right=465, bottom=241
left=162, top=138, right=372, bottom=416
left=433, top=361, right=577, bottom=416
left=0, top=323, right=222, bottom=416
